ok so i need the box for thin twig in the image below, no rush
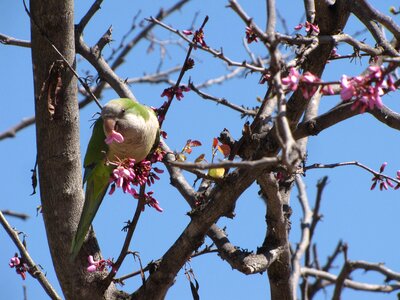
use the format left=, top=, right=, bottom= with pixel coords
left=302, top=267, right=400, bottom=293
left=292, top=176, right=313, bottom=300
left=169, top=157, right=279, bottom=171
left=1, top=210, right=30, bottom=221
left=76, top=0, right=104, bottom=33
left=104, top=185, right=146, bottom=284
left=0, top=211, right=61, bottom=299
left=189, top=81, right=256, bottom=116
left=0, top=33, right=31, bottom=48
left=305, top=161, right=400, bottom=186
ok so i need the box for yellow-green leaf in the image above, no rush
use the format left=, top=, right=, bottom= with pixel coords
left=208, top=168, right=225, bottom=179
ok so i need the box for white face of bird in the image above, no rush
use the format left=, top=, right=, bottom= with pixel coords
left=101, top=101, right=159, bottom=162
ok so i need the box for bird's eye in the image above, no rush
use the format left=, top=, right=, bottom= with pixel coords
left=121, top=108, right=126, bottom=114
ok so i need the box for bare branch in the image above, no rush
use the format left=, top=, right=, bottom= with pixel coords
left=1, top=210, right=30, bottom=221
left=266, top=0, right=276, bottom=34
left=304, top=161, right=400, bottom=187
left=0, top=33, right=31, bottom=48
left=351, top=0, right=399, bottom=56
left=148, top=17, right=267, bottom=73
left=303, top=0, right=315, bottom=23
left=291, top=176, right=313, bottom=300
left=104, top=186, right=146, bottom=285
left=76, top=0, right=104, bottom=33
left=352, top=260, right=400, bottom=282
left=302, top=267, right=400, bottom=293
left=0, top=211, right=61, bottom=299
left=189, top=81, right=256, bottom=116
left=169, top=157, right=279, bottom=171
left=0, top=117, right=35, bottom=141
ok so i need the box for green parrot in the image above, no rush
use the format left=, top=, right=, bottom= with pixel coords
left=70, top=98, right=159, bottom=259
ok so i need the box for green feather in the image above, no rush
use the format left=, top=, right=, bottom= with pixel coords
left=70, top=118, right=113, bottom=259
left=70, top=98, right=160, bottom=260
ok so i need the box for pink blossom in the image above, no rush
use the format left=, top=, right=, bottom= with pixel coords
left=281, top=67, right=301, bottom=91
left=87, top=255, right=114, bottom=273
left=182, top=30, right=193, bottom=35
left=340, top=75, right=355, bottom=101
left=161, top=85, right=190, bottom=101
left=294, top=24, right=303, bottom=31
left=105, top=130, right=124, bottom=145
left=245, top=26, right=258, bottom=44
left=321, top=84, right=335, bottom=95
left=379, top=162, right=388, bottom=173
left=305, top=21, right=320, bottom=34
left=9, top=256, right=20, bottom=268
left=132, top=190, right=164, bottom=212
left=386, top=75, right=397, bottom=91
left=108, top=157, right=164, bottom=210
left=9, top=254, right=29, bottom=280
left=340, top=66, right=396, bottom=112
left=300, top=71, right=320, bottom=99
left=193, top=29, right=207, bottom=49
left=329, top=48, right=340, bottom=59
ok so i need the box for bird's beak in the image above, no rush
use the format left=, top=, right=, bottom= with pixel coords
left=103, top=117, right=117, bottom=137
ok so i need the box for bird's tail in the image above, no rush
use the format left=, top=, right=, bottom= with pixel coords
left=70, top=178, right=109, bottom=260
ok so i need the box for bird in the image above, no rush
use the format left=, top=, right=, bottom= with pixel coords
left=70, top=98, right=160, bottom=259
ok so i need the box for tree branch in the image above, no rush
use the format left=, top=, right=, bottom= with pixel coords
left=0, top=33, right=31, bottom=48
left=0, top=211, right=61, bottom=299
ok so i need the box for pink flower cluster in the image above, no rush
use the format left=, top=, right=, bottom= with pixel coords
left=161, top=85, right=190, bottom=101
left=9, top=254, right=29, bottom=280
left=370, top=162, right=400, bottom=190
left=281, top=67, right=320, bottom=99
left=132, top=190, right=163, bottom=212
left=108, top=147, right=165, bottom=212
left=340, top=66, right=396, bottom=112
left=294, top=21, right=320, bottom=34
left=183, top=29, right=207, bottom=49
left=87, top=255, right=115, bottom=273
left=245, top=26, right=258, bottom=44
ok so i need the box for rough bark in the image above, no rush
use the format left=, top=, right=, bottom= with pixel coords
left=30, top=1, right=125, bottom=299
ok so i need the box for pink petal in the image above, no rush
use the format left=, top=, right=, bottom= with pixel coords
left=105, top=130, right=124, bottom=145
left=87, top=265, right=97, bottom=273
left=88, top=255, right=96, bottom=265
left=294, top=24, right=303, bottom=30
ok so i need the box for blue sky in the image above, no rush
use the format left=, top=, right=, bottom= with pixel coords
left=1, top=1, right=399, bottom=299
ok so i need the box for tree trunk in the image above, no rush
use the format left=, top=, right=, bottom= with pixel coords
left=30, top=1, right=124, bottom=298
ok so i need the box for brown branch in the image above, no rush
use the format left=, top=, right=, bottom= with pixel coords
left=1, top=210, right=30, bottom=221
left=303, top=0, right=316, bottom=23
left=304, top=161, right=400, bottom=186
left=104, top=186, right=146, bottom=285
left=76, top=33, right=136, bottom=100
left=332, top=257, right=352, bottom=300
left=148, top=17, right=267, bottom=73
left=76, top=0, right=104, bottom=33
left=352, top=0, right=400, bottom=42
left=291, top=176, right=313, bottom=300
left=351, top=260, right=400, bottom=281
left=351, top=0, right=399, bottom=56
left=302, top=267, right=400, bottom=293
left=207, top=224, right=283, bottom=274
left=258, top=173, right=293, bottom=300
left=0, top=117, right=35, bottom=141
left=132, top=165, right=262, bottom=299
left=0, top=211, right=61, bottom=299
left=163, top=142, right=281, bottom=275
left=170, top=157, right=278, bottom=171
left=189, top=81, right=256, bottom=116
left=266, top=0, right=276, bottom=34
left=0, top=33, right=31, bottom=48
